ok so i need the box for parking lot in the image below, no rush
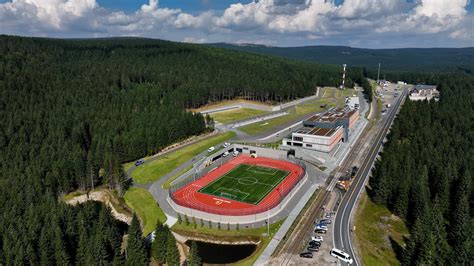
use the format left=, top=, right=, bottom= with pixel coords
left=290, top=190, right=342, bottom=265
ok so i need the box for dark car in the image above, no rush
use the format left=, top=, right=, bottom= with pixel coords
left=308, top=240, right=321, bottom=247
left=315, top=229, right=327, bottom=234
left=135, top=159, right=145, bottom=166
left=308, top=246, right=319, bottom=252
left=300, top=252, right=313, bottom=258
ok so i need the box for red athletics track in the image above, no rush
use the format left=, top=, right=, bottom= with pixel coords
left=171, top=155, right=305, bottom=216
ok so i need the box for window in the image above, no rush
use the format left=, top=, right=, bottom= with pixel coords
left=294, top=136, right=303, bottom=141
left=306, top=144, right=312, bottom=147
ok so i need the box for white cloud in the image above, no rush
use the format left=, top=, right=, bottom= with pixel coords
left=0, top=0, right=472, bottom=48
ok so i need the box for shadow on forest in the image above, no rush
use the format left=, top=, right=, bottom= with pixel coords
left=389, top=236, right=405, bottom=263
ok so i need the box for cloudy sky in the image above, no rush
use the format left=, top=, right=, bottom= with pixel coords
left=0, top=0, right=473, bottom=48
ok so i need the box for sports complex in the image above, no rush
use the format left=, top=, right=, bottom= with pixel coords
left=169, top=154, right=306, bottom=217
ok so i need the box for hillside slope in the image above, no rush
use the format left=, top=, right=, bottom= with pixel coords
left=210, top=43, right=474, bottom=72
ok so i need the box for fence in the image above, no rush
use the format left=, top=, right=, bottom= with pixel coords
left=168, top=155, right=307, bottom=216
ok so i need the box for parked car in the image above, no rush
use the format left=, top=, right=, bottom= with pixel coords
left=135, top=159, right=145, bottom=166
left=316, top=222, right=329, bottom=227
left=315, top=225, right=328, bottom=231
left=207, top=146, right=215, bottom=153
left=307, top=246, right=319, bottom=252
left=223, top=142, right=230, bottom=148
left=299, top=252, right=313, bottom=259
left=222, top=151, right=230, bottom=157
left=311, top=236, right=324, bottom=242
left=320, top=219, right=332, bottom=224
left=315, top=229, right=327, bottom=234
left=233, top=150, right=239, bottom=157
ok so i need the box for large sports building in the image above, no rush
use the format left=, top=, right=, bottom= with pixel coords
left=284, top=107, right=359, bottom=153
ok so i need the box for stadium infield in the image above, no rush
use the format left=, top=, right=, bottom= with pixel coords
left=171, top=155, right=305, bottom=216
left=198, top=164, right=290, bottom=205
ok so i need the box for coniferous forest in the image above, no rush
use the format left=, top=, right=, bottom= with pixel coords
left=369, top=74, right=474, bottom=264
left=0, top=35, right=351, bottom=264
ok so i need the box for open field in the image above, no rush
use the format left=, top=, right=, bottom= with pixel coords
left=191, top=99, right=273, bottom=113
left=124, top=187, right=167, bottom=236
left=172, top=219, right=285, bottom=266
left=354, top=193, right=409, bottom=266
left=239, top=96, right=338, bottom=135
left=199, top=164, right=289, bottom=205
left=132, top=131, right=235, bottom=184
left=210, top=108, right=268, bottom=124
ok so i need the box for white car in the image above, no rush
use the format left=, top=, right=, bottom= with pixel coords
left=330, top=248, right=353, bottom=264
left=207, top=146, right=215, bottom=153
left=223, top=142, right=230, bottom=148
left=233, top=151, right=239, bottom=157
left=222, top=151, right=230, bottom=157
left=315, top=225, right=328, bottom=231
left=311, top=236, right=324, bottom=242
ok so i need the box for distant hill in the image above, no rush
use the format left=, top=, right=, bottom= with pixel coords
left=209, top=43, right=474, bottom=73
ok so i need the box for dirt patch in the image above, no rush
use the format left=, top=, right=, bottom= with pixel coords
left=65, top=190, right=132, bottom=225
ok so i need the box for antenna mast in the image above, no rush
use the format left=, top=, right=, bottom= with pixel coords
left=377, top=63, right=381, bottom=84
left=341, top=64, right=347, bottom=90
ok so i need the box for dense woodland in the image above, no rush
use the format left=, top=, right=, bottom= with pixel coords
left=0, top=35, right=350, bottom=264
left=212, top=43, right=474, bottom=73
left=370, top=74, right=474, bottom=264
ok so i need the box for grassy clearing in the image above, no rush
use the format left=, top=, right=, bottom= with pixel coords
left=211, top=108, right=268, bottom=124
left=131, top=132, right=235, bottom=184
left=124, top=187, right=166, bottom=236
left=191, top=99, right=273, bottom=113
left=63, top=190, right=85, bottom=201
left=354, top=193, right=409, bottom=266
left=239, top=92, right=344, bottom=135
left=172, top=219, right=285, bottom=266
left=162, top=164, right=193, bottom=189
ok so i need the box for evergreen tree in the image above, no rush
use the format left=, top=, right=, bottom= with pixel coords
left=188, top=241, right=202, bottom=266
left=151, top=221, right=168, bottom=264
left=165, top=231, right=180, bottom=266
left=125, top=214, right=149, bottom=266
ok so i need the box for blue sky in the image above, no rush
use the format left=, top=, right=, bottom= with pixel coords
left=97, top=0, right=253, bottom=14
left=0, top=0, right=473, bottom=48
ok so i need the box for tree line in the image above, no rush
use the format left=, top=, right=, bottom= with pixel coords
left=369, top=73, right=473, bottom=264
left=0, top=35, right=348, bottom=264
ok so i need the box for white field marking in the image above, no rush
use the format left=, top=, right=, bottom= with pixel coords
left=214, top=187, right=250, bottom=201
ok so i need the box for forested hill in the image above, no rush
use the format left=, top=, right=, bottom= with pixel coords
left=210, top=43, right=474, bottom=73
left=369, top=73, right=474, bottom=264
left=0, top=35, right=352, bottom=264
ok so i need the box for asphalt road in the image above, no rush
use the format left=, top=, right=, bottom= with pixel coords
left=333, top=88, right=407, bottom=265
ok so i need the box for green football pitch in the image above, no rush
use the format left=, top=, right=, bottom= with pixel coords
left=198, top=164, right=290, bottom=205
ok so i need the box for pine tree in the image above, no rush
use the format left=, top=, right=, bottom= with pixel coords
left=125, top=214, right=149, bottom=266
left=166, top=230, right=180, bottom=266
left=76, top=226, right=88, bottom=265
left=188, top=241, right=202, bottom=266
left=152, top=221, right=168, bottom=264
left=447, top=170, right=471, bottom=264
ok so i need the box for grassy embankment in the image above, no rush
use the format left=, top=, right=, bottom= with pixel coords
left=173, top=219, right=285, bottom=266
left=354, top=193, right=409, bottom=266
left=124, top=187, right=167, bottom=236
left=210, top=108, right=268, bottom=124
left=239, top=88, right=354, bottom=135
left=131, top=131, right=235, bottom=184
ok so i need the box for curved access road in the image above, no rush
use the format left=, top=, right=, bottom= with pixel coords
left=333, top=88, right=407, bottom=265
